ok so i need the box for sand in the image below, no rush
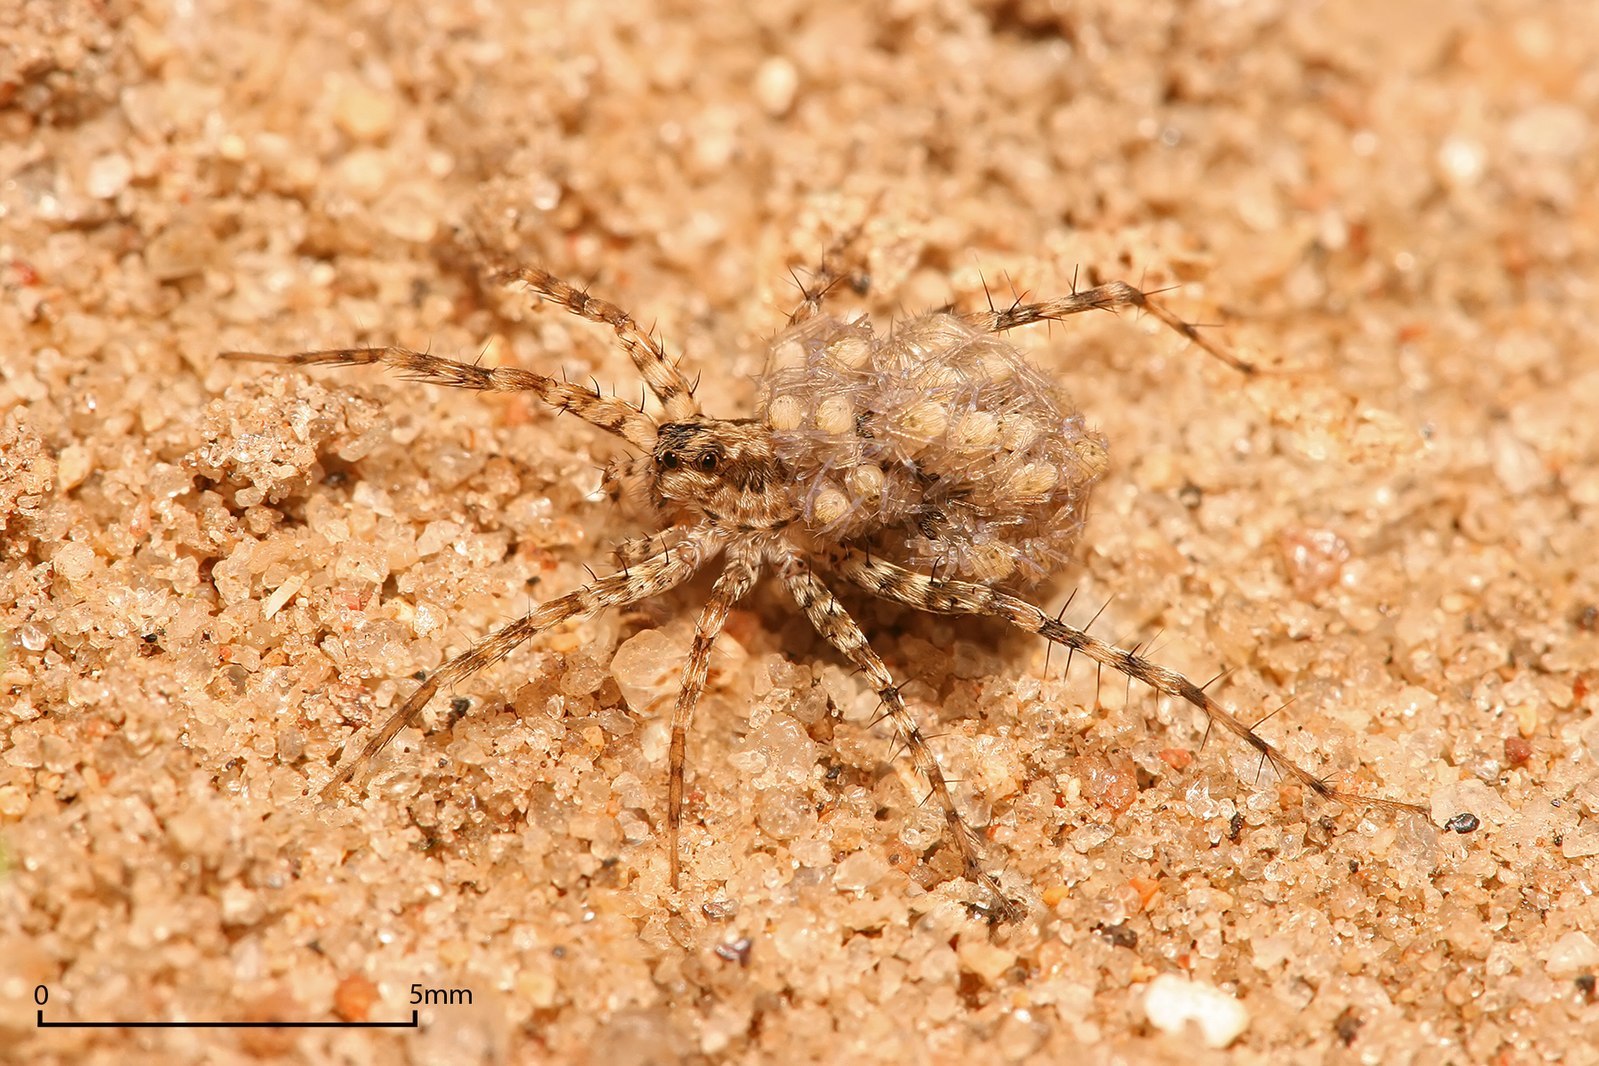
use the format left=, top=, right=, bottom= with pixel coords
left=3, top=0, right=1597, bottom=1062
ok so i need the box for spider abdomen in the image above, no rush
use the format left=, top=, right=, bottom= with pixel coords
left=758, top=311, right=1108, bottom=586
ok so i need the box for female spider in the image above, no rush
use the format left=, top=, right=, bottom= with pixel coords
left=225, top=257, right=1421, bottom=918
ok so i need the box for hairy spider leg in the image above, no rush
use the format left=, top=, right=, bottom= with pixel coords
left=785, top=211, right=880, bottom=326
left=834, top=548, right=1426, bottom=816
left=317, top=529, right=723, bottom=801
left=498, top=266, right=700, bottom=422
left=221, top=345, right=659, bottom=448
left=778, top=552, right=1020, bottom=920
left=667, top=542, right=762, bottom=888
left=964, top=278, right=1257, bottom=375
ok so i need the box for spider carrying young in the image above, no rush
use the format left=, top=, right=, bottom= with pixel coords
left=224, top=244, right=1428, bottom=919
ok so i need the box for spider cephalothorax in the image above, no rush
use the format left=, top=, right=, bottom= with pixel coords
left=648, top=418, right=797, bottom=529
left=224, top=253, right=1426, bottom=919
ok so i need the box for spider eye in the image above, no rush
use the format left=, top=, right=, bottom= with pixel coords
left=695, top=453, right=720, bottom=473
left=659, top=453, right=679, bottom=470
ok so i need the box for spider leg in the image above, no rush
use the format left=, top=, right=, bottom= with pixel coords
left=961, top=278, right=1256, bottom=375
left=498, top=266, right=700, bottom=422
left=221, top=345, right=658, bottom=448
left=833, top=547, right=1427, bottom=817
left=612, top=524, right=697, bottom=570
left=786, top=253, right=855, bottom=325
left=777, top=553, right=1020, bottom=920
left=786, top=207, right=878, bottom=325
left=667, top=541, right=762, bottom=889
left=319, top=526, right=723, bottom=801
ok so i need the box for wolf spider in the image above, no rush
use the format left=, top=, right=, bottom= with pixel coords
left=224, top=249, right=1427, bottom=919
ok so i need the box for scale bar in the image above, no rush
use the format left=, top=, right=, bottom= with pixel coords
left=37, top=1010, right=420, bottom=1029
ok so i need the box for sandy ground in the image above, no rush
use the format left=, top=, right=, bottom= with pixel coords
left=3, top=0, right=1598, bottom=1062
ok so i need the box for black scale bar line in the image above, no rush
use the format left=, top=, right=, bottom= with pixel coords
left=37, top=1010, right=420, bottom=1029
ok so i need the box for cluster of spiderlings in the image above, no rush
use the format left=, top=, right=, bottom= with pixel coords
left=758, top=311, right=1109, bottom=587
